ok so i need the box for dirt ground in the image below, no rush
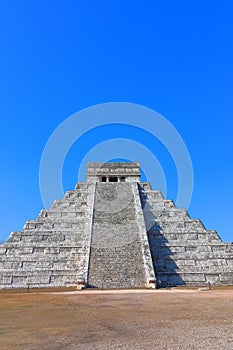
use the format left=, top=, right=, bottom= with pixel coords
left=0, top=288, right=233, bottom=350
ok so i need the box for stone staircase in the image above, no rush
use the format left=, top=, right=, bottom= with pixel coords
left=87, top=182, right=154, bottom=288
left=139, top=183, right=233, bottom=287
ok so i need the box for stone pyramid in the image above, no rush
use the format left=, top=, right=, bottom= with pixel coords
left=0, top=162, right=233, bottom=289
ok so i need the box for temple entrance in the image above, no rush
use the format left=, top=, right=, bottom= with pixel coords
left=109, top=176, right=118, bottom=182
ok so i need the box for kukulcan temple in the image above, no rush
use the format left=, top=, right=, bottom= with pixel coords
left=0, top=162, right=233, bottom=289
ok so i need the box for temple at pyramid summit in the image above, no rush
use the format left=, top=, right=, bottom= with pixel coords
left=0, top=162, right=233, bottom=289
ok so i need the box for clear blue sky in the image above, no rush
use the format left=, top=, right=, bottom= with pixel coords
left=0, top=1, right=232, bottom=242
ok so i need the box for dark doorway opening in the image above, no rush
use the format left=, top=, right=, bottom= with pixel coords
left=109, top=176, right=118, bottom=182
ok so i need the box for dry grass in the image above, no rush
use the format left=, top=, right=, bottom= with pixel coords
left=0, top=288, right=233, bottom=349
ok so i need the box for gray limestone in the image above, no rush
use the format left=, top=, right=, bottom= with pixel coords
left=139, top=183, right=233, bottom=287
left=0, top=162, right=232, bottom=289
left=86, top=162, right=141, bottom=183
left=87, top=182, right=154, bottom=288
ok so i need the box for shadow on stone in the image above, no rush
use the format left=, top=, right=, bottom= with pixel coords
left=140, top=186, right=185, bottom=288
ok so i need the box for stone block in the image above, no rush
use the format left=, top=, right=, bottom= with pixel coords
left=27, top=275, right=51, bottom=284
left=0, top=275, right=12, bottom=285
left=204, top=274, right=220, bottom=284
left=176, top=259, right=196, bottom=266
left=7, top=232, right=22, bottom=243
left=23, top=221, right=38, bottom=229
left=6, top=247, right=33, bottom=255
left=0, top=247, right=6, bottom=255
left=219, top=273, right=233, bottom=283
left=22, top=261, right=53, bottom=269
left=44, top=247, right=60, bottom=254
left=181, top=273, right=206, bottom=283
left=0, top=261, right=22, bottom=269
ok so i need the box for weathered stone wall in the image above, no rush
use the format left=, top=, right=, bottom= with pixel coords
left=0, top=183, right=95, bottom=289
left=139, top=183, right=233, bottom=287
left=86, top=162, right=141, bottom=182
